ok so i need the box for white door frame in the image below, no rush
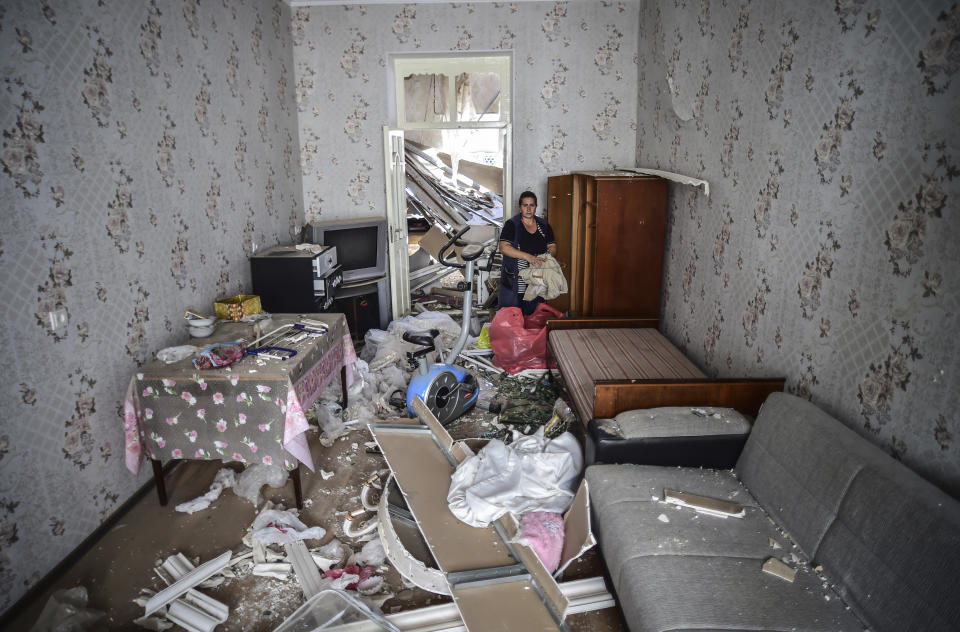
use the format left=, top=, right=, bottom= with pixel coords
left=383, top=127, right=410, bottom=319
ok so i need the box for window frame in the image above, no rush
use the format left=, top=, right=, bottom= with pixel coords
left=393, top=53, right=512, bottom=130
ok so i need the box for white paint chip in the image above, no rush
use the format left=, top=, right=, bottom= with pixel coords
left=657, top=513, right=670, bottom=523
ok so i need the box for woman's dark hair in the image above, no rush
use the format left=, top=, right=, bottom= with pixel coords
left=519, top=191, right=537, bottom=206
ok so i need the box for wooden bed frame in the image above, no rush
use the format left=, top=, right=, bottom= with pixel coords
left=546, top=317, right=785, bottom=421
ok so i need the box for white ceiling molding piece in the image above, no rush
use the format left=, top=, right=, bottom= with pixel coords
left=621, top=167, right=710, bottom=196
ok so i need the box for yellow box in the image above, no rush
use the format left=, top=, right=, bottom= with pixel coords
left=213, top=294, right=261, bottom=321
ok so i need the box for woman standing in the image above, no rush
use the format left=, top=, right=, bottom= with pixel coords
left=498, top=191, right=557, bottom=314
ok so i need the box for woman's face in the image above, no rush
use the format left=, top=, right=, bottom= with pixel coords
left=519, top=197, right=537, bottom=219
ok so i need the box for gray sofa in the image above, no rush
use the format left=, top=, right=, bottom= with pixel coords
left=585, top=392, right=960, bottom=632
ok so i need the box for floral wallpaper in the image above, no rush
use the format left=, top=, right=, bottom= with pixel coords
left=0, top=0, right=300, bottom=612
left=290, top=1, right=640, bottom=222
left=0, top=0, right=955, bottom=620
left=637, top=0, right=959, bottom=496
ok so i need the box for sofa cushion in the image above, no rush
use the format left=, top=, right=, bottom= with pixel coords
left=817, top=464, right=960, bottom=632
left=549, top=328, right=705, bottom=423
left=737, top=392, right=890, bottom=556
left=617, top=555, right=865, bottom=632
left=586, top=464, right=865, bottom=632
left=586, top=406, right=753, bottom=468
left=599, top=406, right=753, bottom=439
left=737, top=392, right=960, bottom=632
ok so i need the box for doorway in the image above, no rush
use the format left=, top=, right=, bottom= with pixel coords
left=385, top=53, right=512, bottom=319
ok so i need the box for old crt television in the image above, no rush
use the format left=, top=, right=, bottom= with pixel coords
left=308, top=217, right=388, bottom=283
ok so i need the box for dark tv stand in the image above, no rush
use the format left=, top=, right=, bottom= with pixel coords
left=333, top=276, right=388, bottom=341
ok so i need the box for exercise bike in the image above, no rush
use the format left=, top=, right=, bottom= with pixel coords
left=404, top=225, right=496, bottom=425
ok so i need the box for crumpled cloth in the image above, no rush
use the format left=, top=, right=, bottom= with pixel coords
left=519, top=254, right=567, bottom=300
left=447, top=428, right=582, bottom=528
left=192, top=340, right=247, bottom=370
left=250, top=509, right=326, bottom=544
left=157, top=345, right=198, bottom=364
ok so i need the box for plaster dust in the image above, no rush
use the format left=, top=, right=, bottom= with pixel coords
left=5, top=404, right=624, bottom=631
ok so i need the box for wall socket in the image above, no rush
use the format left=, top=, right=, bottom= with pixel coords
left=49, top=308, right=68, bottom=331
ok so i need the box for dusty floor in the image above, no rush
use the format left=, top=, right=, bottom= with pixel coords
left=6, top=381, right=626, bottom=631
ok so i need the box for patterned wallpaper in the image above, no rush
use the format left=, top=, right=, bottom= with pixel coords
left=0, top=0, right=955, bottom=618
left=637, top=0, right=959, bottom=495
left=0, top=0, right=300, bottom=611
left=291, top=1, right=640, bottom=222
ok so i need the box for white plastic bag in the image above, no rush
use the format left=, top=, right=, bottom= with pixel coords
left=156, top=345, right=198, bottom=364
left=446, top=428, right=583, bottom=528
left=234, top=464, right=288, bottom=506
left=250, top=509, right=326, bottom=545
left=175, top=467, right=237, bottom=514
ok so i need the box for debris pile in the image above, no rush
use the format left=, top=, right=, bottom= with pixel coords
left=133, top=500, right=396, bottom=631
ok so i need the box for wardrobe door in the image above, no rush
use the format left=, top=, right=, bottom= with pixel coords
left=590, top=177, right=666, bottom=317
left=546, top=175, right=573, bottom=312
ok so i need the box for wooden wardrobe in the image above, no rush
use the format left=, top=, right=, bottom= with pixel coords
left=546, top=171, right=667, bottom=317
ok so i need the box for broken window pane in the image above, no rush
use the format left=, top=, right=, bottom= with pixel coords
left=456, top=71, right=501, bottom=122
left=404, top=73, right=450, bottom=123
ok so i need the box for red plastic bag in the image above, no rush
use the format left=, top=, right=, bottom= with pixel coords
left=490, top=304, right=564, bottom=374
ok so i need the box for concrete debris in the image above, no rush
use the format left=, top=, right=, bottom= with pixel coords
left=252, top=563, right=293, bottom=580
left=132, top=615, right=174, bottom=631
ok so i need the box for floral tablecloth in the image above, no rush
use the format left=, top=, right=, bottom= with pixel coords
left=122, top=313, right=357, bottom=474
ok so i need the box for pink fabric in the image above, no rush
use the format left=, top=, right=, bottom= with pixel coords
left=516, top=511, right=565, bottom=573
left=293, top=338, right=345, bottom=407
left=282, top=386, right=313, bottom=471
left=324, top=565, right=375, bottom=590
left=123, top=377, right=143, bottom=474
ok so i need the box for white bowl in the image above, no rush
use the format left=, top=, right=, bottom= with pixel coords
left=188, top=324, right=216, bottom=338
left=186, top=317, right=215, bottom=327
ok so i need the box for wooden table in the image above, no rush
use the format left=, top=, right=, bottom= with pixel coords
left=122, top=314, right=356, bottom=508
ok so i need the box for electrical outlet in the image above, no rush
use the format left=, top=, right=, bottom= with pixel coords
left=49, top=308, right=68, bottom=331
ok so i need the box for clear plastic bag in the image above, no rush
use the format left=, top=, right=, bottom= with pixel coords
left=315, top=401, right=347, bottom=441
left=234, top=463, right=288, bottom=506
left=359, top=329, right=390, bottom=362
left=29, top=587, right=104, bottom=632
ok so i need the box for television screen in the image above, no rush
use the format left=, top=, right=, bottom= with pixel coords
left=324, top=226, right=378, bottom=270
left=309, top=217, right=387, bottom=283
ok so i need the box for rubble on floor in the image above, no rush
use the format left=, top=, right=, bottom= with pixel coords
left=127, top=304, right=583, bottom=631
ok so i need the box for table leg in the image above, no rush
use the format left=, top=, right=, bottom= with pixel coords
left=292, top=464, right=303, bottom=510
left=341, top=364, right=348, bottom=407
left=152, top=458, right=168, bottom=506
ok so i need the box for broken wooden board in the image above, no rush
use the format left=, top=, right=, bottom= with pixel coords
left=452, top=578, right=562, bottom=631
left=370, top=397, right=572, bottom=631
left=370, top=428, right=515, bottom=573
